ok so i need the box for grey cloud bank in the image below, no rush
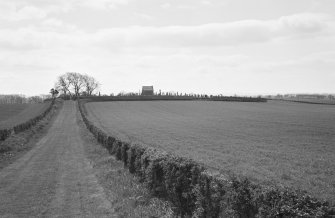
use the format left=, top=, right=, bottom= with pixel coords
left=0, top=0, right=334, bottom=95
left=0, top=13, right=331, bottom=50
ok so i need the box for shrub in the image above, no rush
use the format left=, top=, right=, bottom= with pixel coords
left=0, top=129, right=12, bottom=141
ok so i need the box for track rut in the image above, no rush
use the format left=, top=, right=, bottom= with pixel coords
left=0, top=101, right=115, bottom=218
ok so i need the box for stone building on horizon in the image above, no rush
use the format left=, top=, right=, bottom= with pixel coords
left=141, top=86, right=154, bottom=96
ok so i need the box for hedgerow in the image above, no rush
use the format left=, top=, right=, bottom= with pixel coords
left=0, top=100, right=55, bottom=142
left=0, top=129, right=12, bottom=141
left=81, top=95, right=267, bottom=102
left=78, top=99, right=334, bottom=217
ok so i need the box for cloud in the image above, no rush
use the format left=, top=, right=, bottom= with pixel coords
left=0, top=0, right=129, bottom=21
left=201, top=0, right=213, bottom=6
left=0, top=13, right=332, bottom=52
left=79, top=0, right=128, bottom=10
left=14, top=6, right=47, bottom=20
left=278, top=13, right=331, bottom=34
left=0, top=26, right=84, bottom=51
left=91, top=13, right=332, bottom=48
left=134, top=13, right=153, bottom=21
left=0, top=28, right=42, bottom=50
left=160, top=3, right=171, bottom=9
left=40, top=18, right=77, bottom=31
left=0, top=1, right=74, bottom=23
left=135, top=54, right=249, bottom=66
left=42, top=18, right=64, bottom=28
left=1, top=1, right=334, bottom=96
left=0, top=3, right=47, bottom=21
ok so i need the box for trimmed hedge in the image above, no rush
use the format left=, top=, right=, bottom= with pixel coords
left=78, top=99, right=334, bottom=217
left=0, top=100, right=55, bottom=142
left=0, top=128, right=12, bottom=141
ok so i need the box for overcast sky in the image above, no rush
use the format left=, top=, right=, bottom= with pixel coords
left=0, top=0, right=334, bottom=96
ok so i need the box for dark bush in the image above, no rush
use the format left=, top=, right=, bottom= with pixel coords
left=106, top=136, right=115, bottom=154
left=0, top=129, right=12, bottom=141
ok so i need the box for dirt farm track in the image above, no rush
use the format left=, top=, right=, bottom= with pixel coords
left=0, top=101, right=115, bottom=217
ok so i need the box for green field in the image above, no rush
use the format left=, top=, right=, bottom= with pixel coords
left=0, top=103, right=51, bottom=129
left=85, top=100, right=335, bottom=202
left=0, top=104, right=28, bottom=122
left=281, top=98, right=335, bottom=105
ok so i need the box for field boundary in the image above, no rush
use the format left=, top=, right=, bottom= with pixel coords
left=80, top=95, right=267, bottom=102
left=79, top=99, right=334, bottom=217
left=0, top=99, right=55, bottom=142
left=270, top=98, right=335, bottom=105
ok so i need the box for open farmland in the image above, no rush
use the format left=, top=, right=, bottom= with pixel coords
left=0, top=104, right=28, bottom=122
left=281, top=98, right=335, bottom=105
left=85, top=100, right=335, bottom=202
left=0, top=102, right=51, bottom=129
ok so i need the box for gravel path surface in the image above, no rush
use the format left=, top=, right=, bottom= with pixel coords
left=0, top=101, right=115, bottom=218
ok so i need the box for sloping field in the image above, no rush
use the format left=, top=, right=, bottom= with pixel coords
left=85, top=100, right=335, bottom=202
left=0, top=104, right=28, bottom=122
left=281, top=98, right=335, bottom=105
left=0, top=103, right=51, bottom=129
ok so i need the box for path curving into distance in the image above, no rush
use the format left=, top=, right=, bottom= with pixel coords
left=0, top=101, right=115, bottom=218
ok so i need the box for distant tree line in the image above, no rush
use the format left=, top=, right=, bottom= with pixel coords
left=113, top=91, right=213, bottom=97
left=266, top=94, right=335, bottom=100
left=112, top=91, right=262, bottom=99
left=55, top=72, right=100, bottom=99
left=0, top=94, right=50, bottom=104
left=100, top=91, right=266, bottom=102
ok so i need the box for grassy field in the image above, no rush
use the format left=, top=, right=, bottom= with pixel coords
left=0, top=104, right=28, bottom=122
left=85, top=100, right=335, bottom=202
left=280, top=98, right=335, bottom=105
left=0, top=103, right=51, bottom=129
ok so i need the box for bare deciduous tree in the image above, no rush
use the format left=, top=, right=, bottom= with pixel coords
left=0, top=95, right=48, bottom=104
left=67, top=72, right=84, bottom=97
left=55, top=74, right=72, bottom=97
left=82, top=74, right=100, bottom=96
left=27, top=96, right=44, bottom=103
left=0, top=95, right=26, bottom=104
left=54, top=72, right=100, bottom=98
